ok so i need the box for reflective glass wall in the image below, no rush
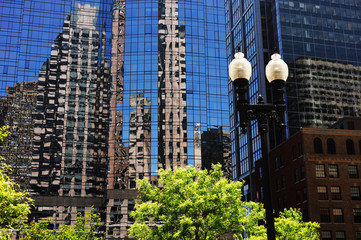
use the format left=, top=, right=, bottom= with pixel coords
left=225, top=0, right=275, bottom=200
left=0, top=0, right=230, bottom=238
left=276, top=0, right=361, bottom=133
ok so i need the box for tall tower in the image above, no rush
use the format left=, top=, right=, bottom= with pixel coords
left=106, top=0, right=230, bottom=238
left=226, top=0, right=361, bottom=198
left=0, top=81, right=37, bottom=190
left=29, top=2, right=111, bottom=225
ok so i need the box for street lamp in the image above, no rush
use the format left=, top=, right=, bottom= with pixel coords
left=229, top=51, right=288, bottom=240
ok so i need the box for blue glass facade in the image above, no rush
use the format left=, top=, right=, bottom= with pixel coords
left=276, top=0, right=361, bottom=133
left=0, top=0, right=229, bottom=238
left=225, top=0, right=272, bottom=200
left=226, top=0, right=361, bottom=201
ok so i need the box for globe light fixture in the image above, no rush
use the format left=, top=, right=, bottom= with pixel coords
left=228, top=52, right=252, bottom=82
left=265, top=53, right=289, bottom=83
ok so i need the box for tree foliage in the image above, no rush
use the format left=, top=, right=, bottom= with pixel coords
left=129, top=165, right=319, bottom=240
left=274, top=208, right=319, bottom=240
left=129, top=164, right=265, bottom=239
left=0, top=126, right=33, bottom=240
left=21, top=208, right=103, bottom=240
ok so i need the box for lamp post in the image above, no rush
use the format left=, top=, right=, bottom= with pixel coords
left=228, top=51, right=288, bottom=240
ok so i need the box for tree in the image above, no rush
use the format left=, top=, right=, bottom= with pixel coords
left=274, top=208, right=319, bottom=240
left=0, top=126, right=33, bottom=239
left=128, top=164, right=265, bottom=239
left=21, top=208, right=103, bottom=240
left=129, top=165, right=319, bottom=240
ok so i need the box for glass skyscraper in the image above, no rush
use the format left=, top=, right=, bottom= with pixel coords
left=0, top=0, right=229, bottom=238
left=226, top=0, right=361, bottom=196
left=226, top=0, right=361, bottom=237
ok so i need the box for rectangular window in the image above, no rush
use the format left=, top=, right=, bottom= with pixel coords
left=329, top=164, right=339, bottom=178
left=281, top=175, right=286, bottom=188
left=356, top=231, right=361, bottom=240
left=335, top=231, right=346, bottom=240
left=300, top=165, right=305, bottom=179
left=354, top=209, right=361, bottom=223
left=348, top=165, right=359, bottom=178
left=294, top=168, right=299, bottom=182
left=303, top=187, right=307, bottom=201
left=317, top=186, right=328, bottom=200
left=299, top=143, right=303, bottom=155
left=351, top=186, right=361, bottom=200
left=331, top=186, right=341, bottom=200
left=274, top=157, right=279, bottom=169
left=321, top=231, right=332, bottom=240
left=292, top=146, right=297, bottom=159
left=320, top=208, right=330, bottom=222
left=333, top=208, right=344, bottom=223
left=316, top=164, right=326, bottom=178
left=296, top=189, right=301, bottom=203
left=280, top=154, right=284, bottom=167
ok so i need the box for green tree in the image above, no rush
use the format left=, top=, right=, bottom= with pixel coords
left=274, top=208, right=319, bottom=240
left=128, top=164, right=265, bottom=239
left=21, top=208, right=103, bottom=240
left=0, top=126, right=33, bottom=239
left=129, top=165, right=319, bottom=240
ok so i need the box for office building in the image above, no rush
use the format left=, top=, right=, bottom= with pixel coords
left=257, top=126, right=361, bottom=240
left=201, top=127, right=232, bottom=179
left=0, top=81, right=37, bottom=190
left=106, top=0, right=230, bottom=237
left=225, top=0, right=361, bottom=195
left=0, top=0, right=230, bottom=238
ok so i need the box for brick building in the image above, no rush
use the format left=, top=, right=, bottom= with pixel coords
left=256, top=127, right=361, bottom=240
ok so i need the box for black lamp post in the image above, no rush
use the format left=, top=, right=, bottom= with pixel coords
left=228, top=51, right=288, bottom=240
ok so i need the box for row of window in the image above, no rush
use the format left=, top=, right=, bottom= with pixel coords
left=321, top=230, right=360, bottom=240
left=316, top=164, right=359, bottom=178
left=320, top=208, right=361, bottom=223
left=317, top=185, right=361, bottom=200
left=314, top=137, right=361, bottom=155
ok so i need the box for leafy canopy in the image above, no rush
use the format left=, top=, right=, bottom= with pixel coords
left=129, top=165, right=319, bottom=240
left=129, top=164, right=264, bottom=239
left=21, top=208, right=103, bottom=240
left=0, top=126, right=33, bottom=240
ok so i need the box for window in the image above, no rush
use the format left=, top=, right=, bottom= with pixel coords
left=314, top=138, right=323, bottom=153
left=331, top=186, right=341, bottom=200
left=335, top=231, right=346, bottom=240
left=320, top=208, right=330, bottom=222
left=276, top=179, right=280, bottom=191
left=347, top=139, right=355, bottom=154
left=348, top=165, right=359, bottom=178
left=327, top=138, right=336, bottom=154
left=354, top=208, right=361, bottom=223
left=351, top=186, right=361, bottom=200
left=303, top=187, right=307, bottom=201
left=333, top=208, right=344, bottom=223
left=300, top=165, right=305, bottom=179
left=281, top=175, right=286, bottom=188
left=321, top=231, right=332, bottom=240
left=292, top=146, right=297, bottom=159
left=317, top=186, right=328, bottom=200
left=283, top=196, right=287, bottom=208
left=296, top=189, right=301, bottom=203
left=279, top=154, right=284, bottom=167
left=316, top=164, right=326, bottom=178
left=356, top=231, right=361, bottom=240
left=329, top=164, right=339, bottom=178
left=274, top=157, right=279, bottom=169
left=294, top=168, right=299, bottom=182
left=298, top=143, right=303, bottom=156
